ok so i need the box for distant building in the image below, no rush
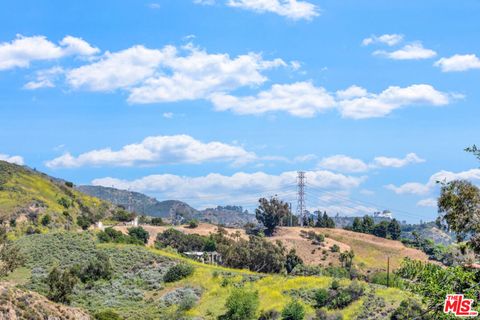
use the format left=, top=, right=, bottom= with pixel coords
left=374, top=210, right=393, bottom=219
left=183, top=251, right=222, bottom=265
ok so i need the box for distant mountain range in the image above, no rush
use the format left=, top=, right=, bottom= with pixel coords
left=76, top=185, right=257, bottom=227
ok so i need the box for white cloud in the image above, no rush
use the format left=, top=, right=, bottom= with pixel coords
left=46, top=135, right=257, bottom=168
left=0, top=34, right=98, bottom=71
left=372, top=153, right=425, bottom=168
left=374, top=42, right=437, bottom=60
left=226, top=0, right=319, bottom=21
left=162, top=112, right=174, bottom=119
left=66, top=43, right=285, bottom=102
left=435, top=54, right=480, bottom=72
left=362, top=34, right=404, bottom=46
left=129, top=45, right=285, bottom=103
left=0, top=154, right=24, bottom=165
left=338, top=84, right=454, bottom=119
left=24, top=66, right=64, bottom=90
left=417, top=198, right=437, bottom=208
left=210, top=82, right=335, bottom=117
left=386, top=168, right=480, bottom=195
left=385, top=182, right=430, bottom=195
left=194, top=0, right=216, bottom=4
left=91, top=169, right=365, bottom=208
left=66, top=45, right=171, bottom=91
left=318, top=153, right=424, bottom=173
left=59, top=36, right=100, bottom=56
left=318, top=155, right=369, bottom=173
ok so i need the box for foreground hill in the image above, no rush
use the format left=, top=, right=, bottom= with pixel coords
left=0, top=283, right=92, bottom=320
left=116, top=223, right=429, bottom=272
left=6, top=232, right=410, bottom=319
left=0, top=161, right=114, bottom=226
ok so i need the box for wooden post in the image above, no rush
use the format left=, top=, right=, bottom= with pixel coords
left=387, top=256, right=390, bottom=288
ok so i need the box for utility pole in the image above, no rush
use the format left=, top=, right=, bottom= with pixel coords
left=386, top=256, right=390, bottom=287
left=296, top=171, right=306, bottom=227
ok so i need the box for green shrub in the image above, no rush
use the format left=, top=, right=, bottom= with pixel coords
left=97, top=227, right=143, bottom=245
left=128, top=226, right=150, bottom=244
left=46, top=265, right=78, bottom=304
left=281, top=300, right=305, bottom=320
left=390, top=298, right=425, bottom=320
left=330, top=244, right=340, bottom=253
left=72, top=251, right=112, bottom=283
left=41, top=214, right=51, bottom=226
left=164, top=264, right=194, bottom=283
left=259, top=309, right=281, bottom=320
left=94, top=310, right=122, bottom=320
left=187, top=219, right=199, bottom=228
left=314, top=288, right=328, bottom=308
left=151, top=217, right=164, bottom=226
left=77, top=215, right=93, bottom=230
left=220, top=288, right=259, bottom=320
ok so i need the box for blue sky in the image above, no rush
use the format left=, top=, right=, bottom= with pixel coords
left=1, top=0, right=480, bottom=222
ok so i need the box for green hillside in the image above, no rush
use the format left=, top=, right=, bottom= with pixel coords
left=8, top=232, right=411, bottom=320
left=0, top=160, right=114, bottom=229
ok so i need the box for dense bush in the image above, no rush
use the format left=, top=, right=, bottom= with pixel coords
left=41, top=214, right=51, bottom=226
left=313, top=281, right=364, bottom=310
left=285, top=249, right=303, bottom=274
left=97, top=227, right=143, bottom=245
left=155, top=228, right=208, bottom=252
left=150, top=217, right=164, bottom=226
left=94, top=310, right=122, bottom=320
left=112, top=209, right=135, bottom=222
left=259, top=309, right=281, bottom=320
left=127, top=226, right=150, bottom=244
left=330, top=244, right=340, bottom=253
left=163, top=264, right=194, bottom=283
left=390, top=298, right=427, bottom=320
left=77, top=215, right=93, bottom=230
left=46, top=265, right=78, bottom=304
left=220, top=288, right=259, bottom=320
left=281, top=300, right=305, bottom=320
left=72, top=251, right=112, bottom=283
left=186, top=219, right=199, bottom=228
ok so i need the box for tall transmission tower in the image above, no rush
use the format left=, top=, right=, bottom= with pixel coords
left=296, top=171, right=306, bottom=226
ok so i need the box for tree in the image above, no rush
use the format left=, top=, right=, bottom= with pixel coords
left=221, top=288, right=259, bottom=320
left=339, top=250, right=355, bottom=270
left=315, top=211, right=335, bottom=228
left=361, top=216, right=375, bottom=234
left=388, top=219, right=401, bottom=240
left=285, top=249, right=303, bottom=274
left=73, top=252, right=112, bottom=283
left=373, top=221, right=389, bottom=238
left=281, top=300, right=305, bottom=320
left=255, top=197, right=290, bottom=236
left=150, top=217, right=164, bottom=226
left=77, top=215, right=92, bottom=230
left=128, top=226, right=150, bottom=244
left=352, top=217, right=362, bottom=232
left=438, top=180, right=480, bottom=251
left=0, top=227, right=25, bottom=277
left=46, top=265, right=78, bottom=304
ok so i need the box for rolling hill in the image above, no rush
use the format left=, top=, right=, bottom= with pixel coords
left=0, top=160, right=114, bottom=227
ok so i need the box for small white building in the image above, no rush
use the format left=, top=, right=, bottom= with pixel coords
left=374, top=210, right=393, bottom=219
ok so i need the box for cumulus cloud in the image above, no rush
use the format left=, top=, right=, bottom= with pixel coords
left=65, top=43, right=285, bottom=102
left=318, top=153, right=424, bottom=173
left=46, top=135, right=257, bottom=168
left=66, top=45, right=171, bottom=91
left=318, top=155, right=370, bottom=173
left=0, top=34, right=98, bottom=71
left=210, top=82, right=335, bottom=117
left=362, top=34, right=404, bottom=46
left=0, top=153, right=24, bottom=165
left=417, top=198, right=437, bottom=208
left=337, top=84, right=454, bottom=119
left=374, top=42, right=437, bottom=60
left=91, top=169, right=365, bottom=208
left=435, top=54, right=480, bottom=72
left=226, top=0, right=319, bottom=21
left=372, top=153, right=425, bottom=168
left=386, top=168, right=480, bottom=195
left=24, top=66, right=64, bottom=90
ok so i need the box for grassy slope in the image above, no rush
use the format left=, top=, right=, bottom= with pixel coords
left=0, top=160, right=111, bottom=224
left=8, top=232, right=412, bottom=320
